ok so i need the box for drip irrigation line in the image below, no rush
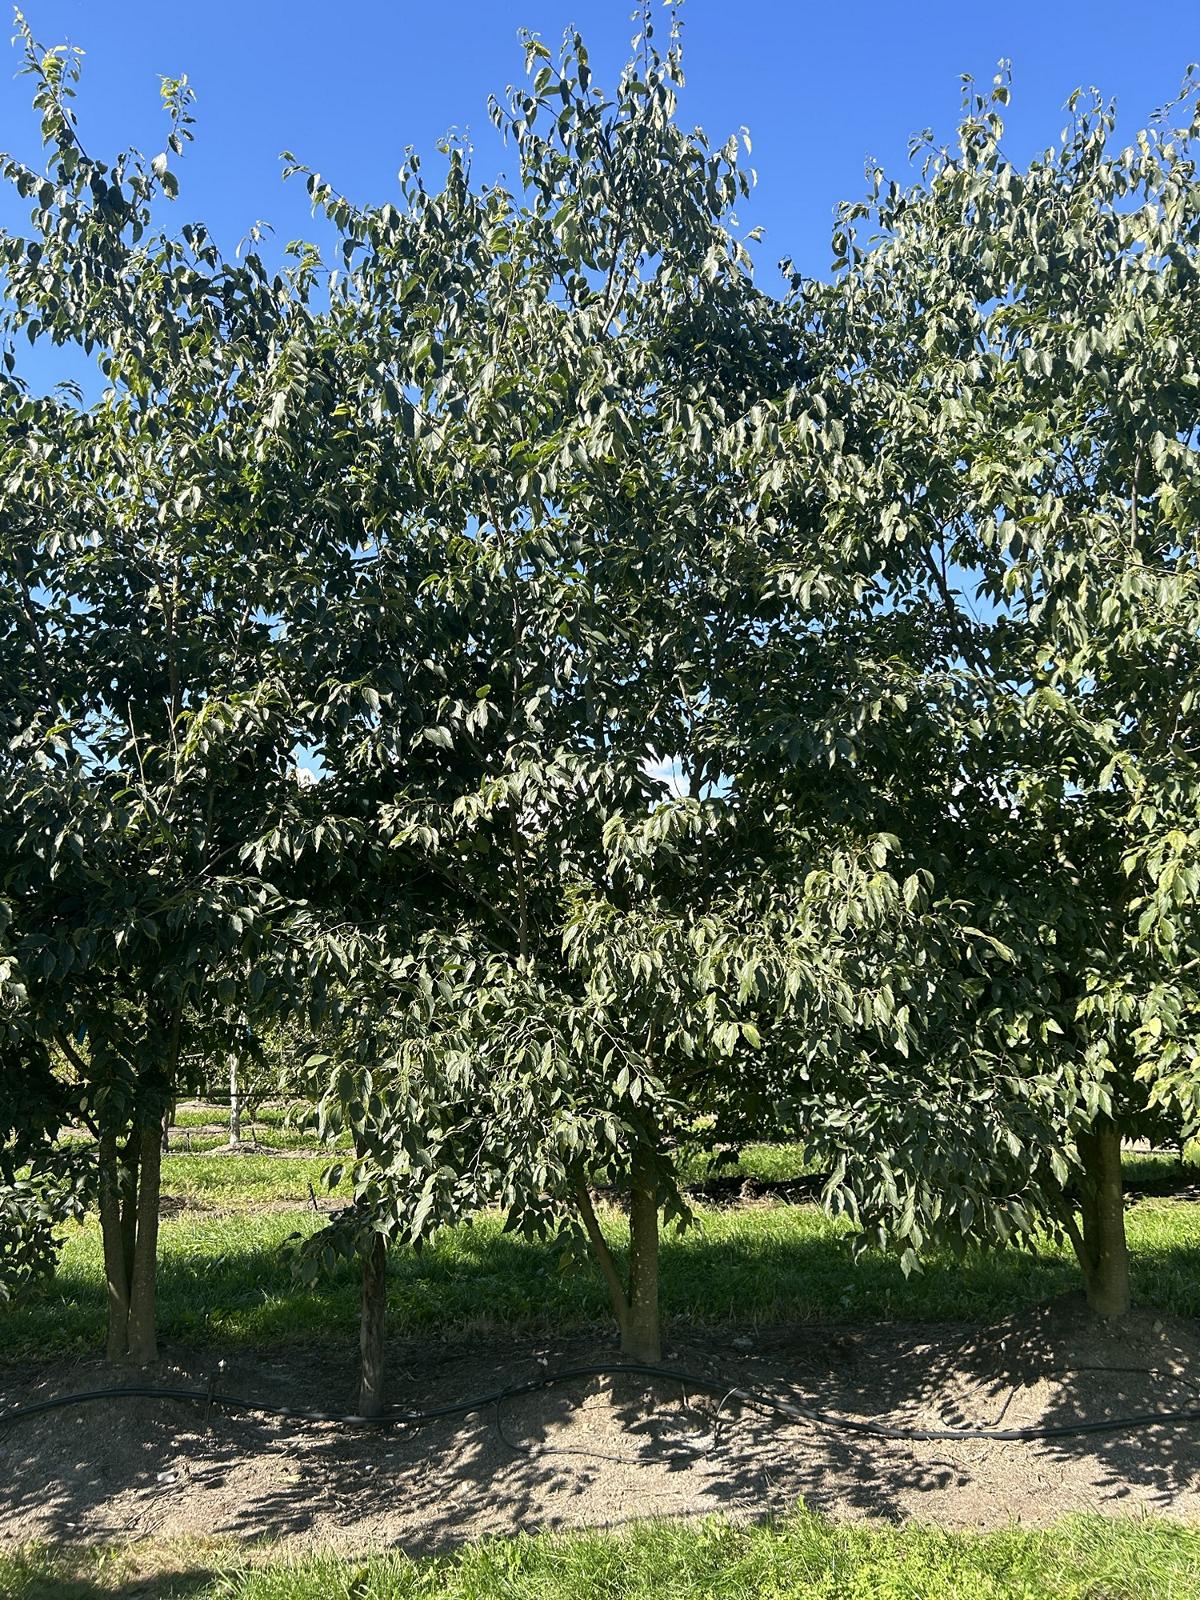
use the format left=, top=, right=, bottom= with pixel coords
left=3, top=1360, right=1200, bottom=1444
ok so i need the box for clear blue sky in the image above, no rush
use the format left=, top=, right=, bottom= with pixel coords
left=0, top=2, right=1192, bottom=287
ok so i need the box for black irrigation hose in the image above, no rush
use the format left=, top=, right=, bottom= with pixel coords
left=4, top=1360, right=1200, bottom=1444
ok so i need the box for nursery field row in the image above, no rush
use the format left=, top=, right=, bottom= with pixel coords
left=6, top=1184, right=1200, bottom=1362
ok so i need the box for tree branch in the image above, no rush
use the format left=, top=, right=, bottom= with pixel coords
left=574, top=1177, right=629, bottom=1327
left=921, top=545, right=987, bottom=675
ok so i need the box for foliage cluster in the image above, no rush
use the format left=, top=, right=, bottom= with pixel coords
left=2, top=9, right=1199, bottom=1389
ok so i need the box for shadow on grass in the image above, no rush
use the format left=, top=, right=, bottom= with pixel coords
left=0, top=1549, right=215, bottom=1598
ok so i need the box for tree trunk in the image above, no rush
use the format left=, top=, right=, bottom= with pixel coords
left=575, top=1179, right=634, bottom=1344
left=98, top=1131, right=131, bottom=1363
left=229, top=1055, right=243, bottom=1148
left=125, top=1121, right=163, bottom=1364
left=574, top=1144, right=663, bottom=1361
left=1073, top=1117, right=1131, bottom=1318
left=358, top=1231, right=388, bottom=1418
left=621, top=1142, right=661, bottom=1362
left=118, top=1136, right=139, bottom=1295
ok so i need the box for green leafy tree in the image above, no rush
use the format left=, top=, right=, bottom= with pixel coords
left=281, top=14, right=827, bottom=1387
left=0, top=19, right=337, bottom=1359
left=783, top=65, right=1200, bottom=1315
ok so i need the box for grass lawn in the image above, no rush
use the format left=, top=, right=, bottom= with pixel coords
left=172, top=1102, right=297, bottom=1128
left=157, top=1136, right=819, bottom=1186
left=156, top=1122, right=1199, bottom=1195
left=159, top=1150, right=341, bottom=1201
left=150, top=1138, right=1200, bottom=1206
left=4, top=1513, right=1200, bottom=1598
left=165, top=1103, right=333, bottom=1154
left=5, top=1179, right=1199, bottom=1361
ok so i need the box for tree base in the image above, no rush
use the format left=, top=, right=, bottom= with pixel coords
left=618, top=1325, right=663, bottom=1364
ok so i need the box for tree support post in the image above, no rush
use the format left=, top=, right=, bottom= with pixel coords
left=229, top=1054, right=243, bottom=1148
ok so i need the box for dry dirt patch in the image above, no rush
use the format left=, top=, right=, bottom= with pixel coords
left=1, top=1300, right=1198, bottom=1553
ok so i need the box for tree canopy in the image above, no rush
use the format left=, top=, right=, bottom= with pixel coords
left=2, top=13, right=1199, bottom=1380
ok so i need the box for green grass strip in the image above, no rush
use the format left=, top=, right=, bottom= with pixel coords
left=4, top=1512, right=1200, bottom=1598
left=5, top=1197, right=1200, bottom=1362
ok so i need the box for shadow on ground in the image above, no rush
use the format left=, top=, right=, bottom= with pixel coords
left=2, top=1293, right=1199, bottom=1556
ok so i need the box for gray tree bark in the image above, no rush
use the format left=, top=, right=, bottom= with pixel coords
left=621, top=1142, right=661, bottom=1362
left=1073, top=1116, right=1131, bottom=1318
left=125, top=1121, right=162, bottom=1364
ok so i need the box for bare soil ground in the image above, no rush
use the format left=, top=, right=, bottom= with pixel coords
left=2, top=1298, right=1199, bottom=1553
